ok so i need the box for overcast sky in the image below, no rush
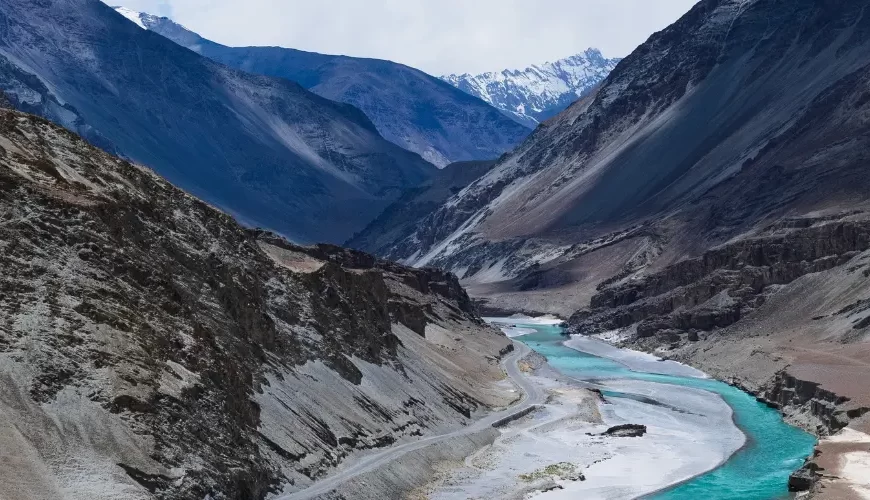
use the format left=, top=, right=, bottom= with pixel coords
left=109, top=0, right=699, bottom=75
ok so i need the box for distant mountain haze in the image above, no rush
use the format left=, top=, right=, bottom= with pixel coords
left=347, top=159, right=497, bottom=256
left=116, top=7, right=532, bottom=167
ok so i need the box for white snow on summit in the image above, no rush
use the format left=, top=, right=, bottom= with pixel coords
left=112, top=6, right=146, bottom=29
left=442, top=49, right=620, bottom=127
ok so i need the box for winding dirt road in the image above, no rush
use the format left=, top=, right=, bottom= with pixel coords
left=277, top=340, right=542, bottom=500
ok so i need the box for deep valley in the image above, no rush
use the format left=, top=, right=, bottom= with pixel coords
left=2, top=0, right=870, bottom=498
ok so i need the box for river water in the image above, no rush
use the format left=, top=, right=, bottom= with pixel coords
left=512, top=323, right=816, bottom=500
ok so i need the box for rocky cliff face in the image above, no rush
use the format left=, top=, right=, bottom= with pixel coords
left=0, top=108, right=513, bottom=500
left=442, top=49, right=620, bottom=127
left=125, top=9, right=531, bottom=168
left=572, top=220, right=870, bottom=341
left=0, top=0, right=435, bottom=244
left=762, top=372, right=869, bottom=436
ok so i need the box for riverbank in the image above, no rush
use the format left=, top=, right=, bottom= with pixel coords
left=563, top=335, right=707, bottom=379
left=580, top=326, right=870, bottom=498
left=277, top=317, right=817, bottom=499
left=418, top=322, right=747, bottom=499
left=559, top=333, right=817, bottom=500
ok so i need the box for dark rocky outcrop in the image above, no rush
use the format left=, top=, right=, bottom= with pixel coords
left=788, top=461, right=821, bottom=492
left=601, top=424, right=647, bottom=438
left=761, top=372, right=870, bottom=436
left=571, top=220, right=870, bottom=343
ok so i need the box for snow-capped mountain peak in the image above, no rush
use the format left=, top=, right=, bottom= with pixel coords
left=441, top=49, right=621, bottom=127
left=112, top=6, right=182, bottom=32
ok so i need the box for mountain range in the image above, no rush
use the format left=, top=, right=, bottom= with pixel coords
left=116, top=7, right=531, bottom=167
left=0, top=0, right=443, bottom=244
left=354, top=0, right=870, bottom=482
left=369, top=0, right=870, bottom=308
left=441, top=49, right=621, bottom=127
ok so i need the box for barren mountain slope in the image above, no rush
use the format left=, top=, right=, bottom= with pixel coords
left=348, top=159, right=496, bottom=257
left=375, top=1, right=870, bottom=494
left=0, top=108, right=514, bottom=500
left=385, top=0, right=870, bottom=312
left=398, top=0, right=870, bottom=259
left=126, top=9, right=531, bottom=168
left=0, top=0, right=435, bottom=244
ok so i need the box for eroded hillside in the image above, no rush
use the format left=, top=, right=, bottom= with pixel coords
left=0, top=109, right=514, bottom=499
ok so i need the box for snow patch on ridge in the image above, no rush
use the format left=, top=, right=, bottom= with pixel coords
left=112, top=6, right=146, bottom=29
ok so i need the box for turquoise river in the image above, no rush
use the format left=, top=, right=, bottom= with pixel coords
left=514, top=323, right=817, bottom=500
